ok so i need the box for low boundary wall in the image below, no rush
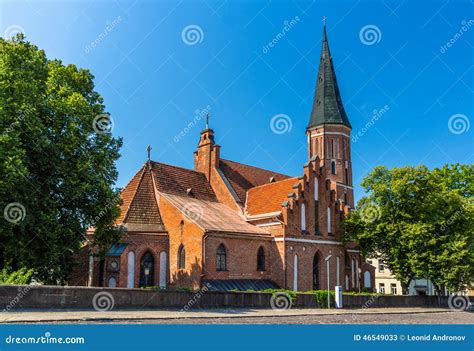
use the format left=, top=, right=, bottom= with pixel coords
left=0, top=285, right=466, bottom=311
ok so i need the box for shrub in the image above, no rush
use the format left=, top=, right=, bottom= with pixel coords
left=0, top=268, right=34, bottom=285
left=306, top=290, right=335, bottom=308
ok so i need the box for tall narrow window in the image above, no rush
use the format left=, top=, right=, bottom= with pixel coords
left=331, top=161, right=336, bottom=175
left=331, top=140, right=334, bottom=158
left=314, top=178, right=319, bottom=235
left=345, top=167, right=349, bottom=184
left=216, top=244, right=227, bottom=271
left=301, top=203, right=306, bottom=232
left=257, top=246, right=266, bottom=271
left=178, top=245, right=185, bottom=269
left=327, top=207, right=332, bottom=234
left=315, top=139, right=319, bottom=156
left=314, top=178, right=319, bottom=201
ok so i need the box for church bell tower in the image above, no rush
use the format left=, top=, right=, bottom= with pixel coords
left=307, top=23, right=353, bottom=208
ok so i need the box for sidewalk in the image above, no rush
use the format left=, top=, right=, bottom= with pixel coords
left=0, top=307, right=451, bottom=323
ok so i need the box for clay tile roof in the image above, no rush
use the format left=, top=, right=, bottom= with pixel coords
left=245, top=177, right=298, bottom=216
left=162, top=194, right=269, bottom=235
left=219, top=159, right=291, bottom=203
left=117, top=161, right=217, bottom=226
left=116, top=165, right=163, bottom=225
left=116, top=166, right=145, bottom=223
left=150, top=161, right=217, bottom=201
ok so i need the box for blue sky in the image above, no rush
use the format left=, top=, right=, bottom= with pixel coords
left=2, top=0, right=473, bottom=200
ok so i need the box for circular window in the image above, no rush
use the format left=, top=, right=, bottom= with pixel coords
left=110, top=260, right=118, bottom=269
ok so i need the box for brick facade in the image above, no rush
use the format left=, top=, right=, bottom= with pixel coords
left=70, top=26, right=371, bottom=293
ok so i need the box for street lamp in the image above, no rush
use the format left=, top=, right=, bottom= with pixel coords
left=325, top=254, right=332, bottom=309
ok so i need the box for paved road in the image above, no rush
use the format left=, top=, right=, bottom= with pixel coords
left=2, top=309, right=472, bottom=324
left=138, top=312, right=472, bottom=325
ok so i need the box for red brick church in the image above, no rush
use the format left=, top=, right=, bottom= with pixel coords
left=73, top=25, right=374, bottom=292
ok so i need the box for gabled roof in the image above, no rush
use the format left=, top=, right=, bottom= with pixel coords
left=150, top=161, right=217, bottom=202
left=245, top=177, right=298, bottom=216
left=116, top=165, right=163, bottom=225
left=308, top=25, right=351, bottom=129
left=162, top=193, right=269, bottom=235
left=117, top=160, right=269, bottom=235
left=219, top=159, right=290, bottom=203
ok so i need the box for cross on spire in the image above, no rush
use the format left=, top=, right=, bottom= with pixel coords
left=205, top=112, right=210, bottom=129
left=147, top=145, right=151, bottom=162
left=322, top=16, right=326, bottom=26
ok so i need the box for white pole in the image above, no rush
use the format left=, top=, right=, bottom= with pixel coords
left=327, top=260, right=330, bottom=308
left=325, top=254, right=332, bottom=309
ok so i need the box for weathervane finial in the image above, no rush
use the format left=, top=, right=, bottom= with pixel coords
left=322, top=16, right=327, bottom=26
left=205, top=112, right=210, bottom=129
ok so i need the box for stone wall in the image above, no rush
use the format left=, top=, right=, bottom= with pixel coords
left=1, top=285, right=466, bottom=311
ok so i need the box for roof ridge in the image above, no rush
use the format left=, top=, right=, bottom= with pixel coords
left=220, top=158, right=290, bottom=177
left=150, top=160, right=206, bottom=177
left=247, top=176, right=298, bottom=192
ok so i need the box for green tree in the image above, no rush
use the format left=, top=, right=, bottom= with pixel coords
left=344, top=164, right=474, bottom=294
left=0, top=34, right=124, bottom=284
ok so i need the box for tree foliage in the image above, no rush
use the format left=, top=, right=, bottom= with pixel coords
left=344, top=164, right=474, bottom=293
left=0, top=34, right=124, bottom=284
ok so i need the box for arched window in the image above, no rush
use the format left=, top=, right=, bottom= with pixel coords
left=327, top=207, right=332, bottom=234
left=139, top=251, right=155, bottom=288
left=178, top=245, right=185, bottom=269
left=301, top=203, right=306, bottom=232
left=216, top=244, right=227, bottom=271
left=257, top=246, right=266, bottom=271
left=345, top=167, right=349, bottom=184
left=331, top=161, right=336, bottom=175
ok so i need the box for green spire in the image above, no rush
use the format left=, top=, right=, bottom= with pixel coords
left=307, top=23, right=351, bottom=129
